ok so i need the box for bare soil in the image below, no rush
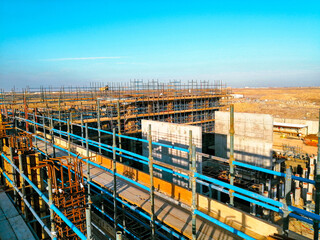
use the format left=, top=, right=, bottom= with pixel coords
left=232, top=87, right=320, bottom=120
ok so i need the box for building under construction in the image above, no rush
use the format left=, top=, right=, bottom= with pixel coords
left=0, top=80, right=319, bottom=240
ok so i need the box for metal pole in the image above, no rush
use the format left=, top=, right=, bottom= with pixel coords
left=85, top=123, right=92, bottom=239
left=9, top=147, right=17, bottom=204
left=43, top=115, right=47, bottom=158
left=50, top=117, right=56, bottom=158
left=18, top=151, right=27, bottom=218
left=81, top=113, right=84, bottom=147
left=48, top=178, right=57, bottom=239
left=283, top=167, right=292, bottom=236
left=36, top=153, right=46, bottom=239
left=97, top=100, right=101, bottom=154
left=33, top=111, right=36, bottom=134
left=117, top=101, right=122, bottom=162
left=191, top=144, right=197, bottom=240
left=314, top=109, right=320, bottom=240
left=86, top=208, right=92, bottom=239
left=33, top=111, right=38, bottom=148
left=113, top=128, right=118, bottom=234
left=229, top=104, right=235, bottom=206
left=67, top=120, right=70, bottom=156
left=189, top=130, right=193, bottom=189
left=58, top=98, right=61, bottom=138
left=70, top=112, right=73, bottom=138
left=26, top=155, right=35, bottom=220
left=148, top=124, right=155, bottom=239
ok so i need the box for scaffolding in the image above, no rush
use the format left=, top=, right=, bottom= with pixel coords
left=0, top=80, right=232, bottom=133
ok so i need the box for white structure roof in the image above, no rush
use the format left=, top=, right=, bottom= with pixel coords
left=273, top=122, right=308, bottom=129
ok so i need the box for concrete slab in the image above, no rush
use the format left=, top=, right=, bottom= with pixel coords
left=0, top=191, right=35, bottom=240
left=0, top=218, right=17, bottom=240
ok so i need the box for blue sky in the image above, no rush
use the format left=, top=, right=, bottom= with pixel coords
left=0, top=1, right=319, bottom=90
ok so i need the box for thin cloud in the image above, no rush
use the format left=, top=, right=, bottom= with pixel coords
left=41, top=56, right=122, bottom=61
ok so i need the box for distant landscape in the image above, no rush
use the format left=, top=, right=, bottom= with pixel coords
left=233, top=87, right=320, bottom=120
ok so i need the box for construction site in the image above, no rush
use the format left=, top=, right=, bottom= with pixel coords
left=0, top=80, right=319, bottom=240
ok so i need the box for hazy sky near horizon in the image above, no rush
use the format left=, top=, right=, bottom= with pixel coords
left=0, top=1, right=319, bottom=90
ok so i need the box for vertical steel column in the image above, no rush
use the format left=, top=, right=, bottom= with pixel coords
left=9, top=147, right=17, bottom=204
left=50, top=117, right=56, bottom=158
left=86, top=208, right=92, bottom=239
left=148, top=124, right=155, bottom=240
left=18, top=151, right=26, bottom=218
left=117, top=101, right=122, bottom=163
left=113, top=128, right=118, bottom=234
left=70, top=112, right=73, bottom=138
left=58, top=98, right=62, bottom=138
left=283, top=167, right=292, bottom=236
left=43, top=115, right=48, bottom=158
left=189, top=130, right=193, bottom=189
left=48, top=178, right=57, bottom=238
left=191, top=144, right=197, bottom=240
left=81, top=113, right=84, bottom=147
left=0, top=149, right=4, bottom=187
left=26, top=155, right=35, bottom=218
left=229, top=104, right=235, bottom=206
left=36, top=153, right=46, bottom=239
left=97, top=100, right=101, bottom=154
left=33, top=111, right=36, bottom=133
left=85, top=123, right=92, bottom=239
left=314, top=109, right=320, bottom=240
left=33, top=111, right=37, bottom=148
left=67, top=120, right=70, bottom=156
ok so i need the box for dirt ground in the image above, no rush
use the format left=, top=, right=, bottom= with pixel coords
left=232, top=87, right=320, bottom=120
left=273, top=133, right=318, bottom=155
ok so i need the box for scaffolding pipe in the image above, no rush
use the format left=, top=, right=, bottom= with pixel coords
left=18, top=152, right=27, bottom=218
left=70, top=112, right=73, bottom=142
left=191, top=144, right=197, bottom=240
left=148, top=124, right=155, bottom=240
left=117, top=101, right=122, bottom=162
left=67, top=119, right=70, bottom=156
left=85, top=123, right=92, bottom=239
left=189, top=130, right=192, bottom=189
left=58, top=98, right=61, bottom=138
left=43, top=115, right=47, bottom=157
left=9, top=147, right=17, bottom=204
left=194, top=210, right=255, bottom=240
left=81, top=113, right=84, bottom=147
left=283, top=167, right=292, bottom=236
left=229, top=104, right=235, bottom=206
left=48, top=178, right=57, bottom=239
left=314, top=108, right=320, bottom=240
left=97, top=100, right=101, bottom=154
left=113, top=128, right=118, bottom=234
left=50, top=117, right=56, bottom=158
